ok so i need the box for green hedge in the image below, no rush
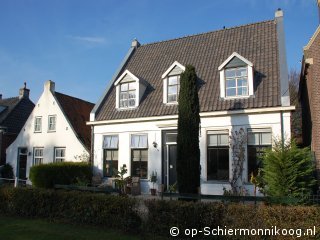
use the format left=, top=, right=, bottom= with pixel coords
left=145, top=200, right=320, bottom=239
left=29, top=162, right=92, bottom=188
left=0, top=187, right=141, bottom=232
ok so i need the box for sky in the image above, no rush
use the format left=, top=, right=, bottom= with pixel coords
left=0, top=0, right=318, bottom=103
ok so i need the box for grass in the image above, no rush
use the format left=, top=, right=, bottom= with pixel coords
left=0, top=215, right=140, bottom=240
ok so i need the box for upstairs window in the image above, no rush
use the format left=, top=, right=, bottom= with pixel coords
left=114, top=70, right=147, bottom=109
left=34, top=117, right=42, bottom=132
left=225, top=67, right=248, bottom=97
left=48, top=115, right=56, bottom=132
left=167, top=75, right=180, bottom=103
left=162, top=61, right=185, bottom=104
left=218, top=52, right=254, bottom=99
left=120, top=82, right=136, bottom=108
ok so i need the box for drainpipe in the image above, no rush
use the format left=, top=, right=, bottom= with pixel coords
left=90, top=126, right=94, bottom=167
left=280, top=111, right=285, bottom=147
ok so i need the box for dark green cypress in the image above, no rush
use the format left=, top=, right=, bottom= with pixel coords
left=176, top=65, right=200, bottom=194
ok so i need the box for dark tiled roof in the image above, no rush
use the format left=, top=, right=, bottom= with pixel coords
left=96, top=20, right=281, bottom=121
left=55, top=92, right=94, bottom=150
left=0, top=97, right=35, bottom=134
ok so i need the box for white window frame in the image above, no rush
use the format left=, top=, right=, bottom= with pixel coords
left=119, top=82, right=136, bottom=108
left=54, top=147, right=66, bottom=163
left=162, top=61, right=185, bottom=104
left=34, top=117, right=42, bottom=133
left=225, top=67, right=249, bottom=98
left=48, top=115, right=56, bottom=132
left=218, top=52, right=254, bottom=99
left=33, top=147, right=44, bottom=166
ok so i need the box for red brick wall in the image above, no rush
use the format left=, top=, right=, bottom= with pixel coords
left=304, top=30, right=320, bottom=176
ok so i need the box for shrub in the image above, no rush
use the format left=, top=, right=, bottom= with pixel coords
left=0, top=187, right=141, bottom=232
left=29, top=162, right=92, bottom=188
left=0, top=163, right=14, bottom=179
left=261, top=140, right=316, bottom=203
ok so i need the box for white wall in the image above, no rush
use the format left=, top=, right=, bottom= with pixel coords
left=92, top=110, right=291, bottom=195
left=6, top=85, right=89, bottom=179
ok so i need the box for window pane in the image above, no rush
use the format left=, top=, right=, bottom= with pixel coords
left=168, top=85, right=177, bottom=94
left=120, top=83, right=128, bottom=91
left=261, top=132, right=272, bottom=145
left=128, top=99, right=135, bottom=107
left=237, top=78, right=247, bottom=87
left=128, top=82, right=136, bottom=90
left=226, top=79, right=236, bottom=88
left=168, top=94, right=177, bottom=102
left=236, top=68, right=247, bottom=77
left=220, top=134, right=229, bottom=146
left=208, top=135, right=218, bottom=146
left=225, top=69, right=236, bottom=78
left=207, top=147, right=229, bottom=181
left=168, top=76, right=178, bottom=85
left=226, top=88, right=236, bottom=97
left=128, top=90, right=135, bottom=99
left=120, top=92, right=128, bottom=100
left=140, top=150, right=148, bottom=161
left=248, top=133, right=259, bottom=145
left=131, top=149, right=148, bottom=179
left=166, top=133, right=177, bottom=143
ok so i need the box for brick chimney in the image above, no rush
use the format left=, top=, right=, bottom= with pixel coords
left=19, top=82, right=30, bottom=99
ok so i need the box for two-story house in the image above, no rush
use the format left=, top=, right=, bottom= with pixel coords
left=88, top=10, right=294, bottom=195
left=6, top=80, right=94, bottom=180
left=0, top=84, right=34, bottom=166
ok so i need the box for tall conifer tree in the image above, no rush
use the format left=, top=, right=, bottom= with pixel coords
left=176, top=65, right=200, bottom=194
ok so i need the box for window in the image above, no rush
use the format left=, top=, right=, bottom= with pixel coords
left=119, top=82, right=136, bottom=108
left=131, top=134, right=148, bottom=179
left=48, top=115, right=56, bottom=131
left=33, top=148, right=43, bottom=165
left=167, top=75, right=180, bottom=103
left=103, top=135, right=119, bottom=177
left=34, top=117, right=42, bottom=132
left=207, top=131, right=229, bottom=181
left=225, top=67, right=248, bottom=97
left=247, top=129, right=272, bottom=180
left=55, top=148, right=65, bottom=162
left=218, top=52, right=254, bottom=99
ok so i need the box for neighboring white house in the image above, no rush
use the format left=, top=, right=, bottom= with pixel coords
left=6, top=80, right=94, bottom=180
left=88, top=10, right=294, bottom=195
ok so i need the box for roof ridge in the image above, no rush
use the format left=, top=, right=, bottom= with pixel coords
left=140, top=19, right=274, bottom=47
left=0, top=96, right=19, bottom=102
left=55, top=91, right=94, bottom=105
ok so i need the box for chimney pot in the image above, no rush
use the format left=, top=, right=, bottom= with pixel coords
left=19, top=82, right=30, bottom=99
left=131, top=38, right=140, bottom=48
left=275, top=8, right=283, bottom=18
left=44, top=80, right=55, bottom=93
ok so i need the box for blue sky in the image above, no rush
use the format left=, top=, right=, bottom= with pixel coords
left=0, top=0, right=318, bottom=103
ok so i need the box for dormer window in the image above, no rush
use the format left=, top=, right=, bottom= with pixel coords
left=162, top=61, right=185, bottom=104
left=120, top=82, right=136, bottom=108
left=225, top=67, right=248, bottom=97
left=218, top=52, right=254, bottom=99
left=114, top=70, right=147, bottom=109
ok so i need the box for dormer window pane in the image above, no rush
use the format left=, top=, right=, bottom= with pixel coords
left=167, top=75, right=180, bottom=103
left=225, top=67, right=248, bottom=97
left=120, top=82, right=136, bottom=108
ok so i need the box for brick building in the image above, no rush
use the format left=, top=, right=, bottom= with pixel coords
left=300, top=0, right=320, bottom=177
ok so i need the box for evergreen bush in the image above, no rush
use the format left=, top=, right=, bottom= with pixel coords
left=0, top=163, right=14, bottom=179
left=176, top=65, right=200, bottom=194
left=29, top=162, right=92, bottom=188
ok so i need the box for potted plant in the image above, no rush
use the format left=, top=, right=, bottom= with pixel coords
left=149, top=171, right=158, bottom=196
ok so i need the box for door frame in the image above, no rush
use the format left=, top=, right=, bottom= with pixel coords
left=17, top=147, right=28, bottom=179
left=162, top=130, right=177, bottom=189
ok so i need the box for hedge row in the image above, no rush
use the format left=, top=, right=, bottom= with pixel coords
left=0, top=187, right=140, bottom=232
left=145, top=200, right=320, bottom=239
left=29, top=162, right=92, bottom=188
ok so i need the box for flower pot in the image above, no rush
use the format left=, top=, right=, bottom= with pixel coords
left=150, top=188, right=157, bottom=196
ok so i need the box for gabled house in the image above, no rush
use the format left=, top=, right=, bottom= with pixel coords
left=88, top=10, right=294, bottom=195
left=0, top=84, right=34, bottom=165
left=6, top=80, right=94, bottom=180
left=300, top=0, right=320, bottom=179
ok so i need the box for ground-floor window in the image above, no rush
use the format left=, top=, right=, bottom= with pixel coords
left=103, top=135, right=119, bottom=177
left=54, top=148, right=65, bottom=163
left=247, top=128, right=272, bottom=180
left=33, top=148, right=43, bottom=165
left=207, top=130, right=229, bottom=181
left=131, top=134, right=148, bottom=179
left=103, top=149, right=118, bottom=177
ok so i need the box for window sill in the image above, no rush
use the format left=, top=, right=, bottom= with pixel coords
left=47, top=130, right=56, bottom=133
left=34, top=131, right=42, bottom=133
left=116, top=106, right=138, bottom=111
left=164, top=102, right=178, bottom=105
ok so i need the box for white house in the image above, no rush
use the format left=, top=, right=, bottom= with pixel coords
left=6, top=80, right=94, bottom=180
left=88, top=10, right=294, bottom=195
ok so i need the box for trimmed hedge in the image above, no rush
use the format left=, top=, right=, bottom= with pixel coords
left=0, top=187, right=141, bottom=232
left=29, top=162, right=92, bottom=188
left=145, top=200, right=320, bottom=239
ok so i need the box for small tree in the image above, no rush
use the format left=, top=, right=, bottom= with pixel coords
left=262, top=139, right=316, bottom=202
left=176, top=65, right=200, bottom=194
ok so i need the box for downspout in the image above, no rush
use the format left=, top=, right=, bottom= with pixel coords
left=90, top=126, right=94, bottom=166
left=280, top=111, right=285, bottom=147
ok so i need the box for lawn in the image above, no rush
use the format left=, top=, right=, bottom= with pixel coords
left=0, top=216, right=140, bottom=240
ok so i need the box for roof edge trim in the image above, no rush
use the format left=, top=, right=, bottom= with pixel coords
left=218, top=52, right=253, bottom=71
